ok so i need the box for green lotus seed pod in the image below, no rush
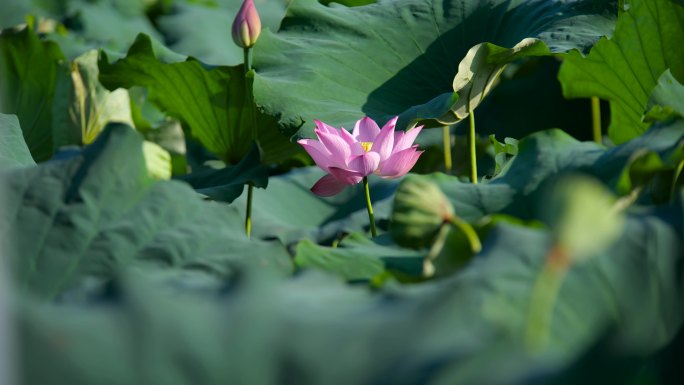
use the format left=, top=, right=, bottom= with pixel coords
left=390, top=177, right=455, bottom=248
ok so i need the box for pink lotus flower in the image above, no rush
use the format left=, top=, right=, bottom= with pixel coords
left=232, top=0, right=261, bottom=48
left=298, top=117, right=424, bottom=197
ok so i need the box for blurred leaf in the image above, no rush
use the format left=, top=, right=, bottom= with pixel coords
left=0, top=113, right=35, bottom=169
left=559, top=0, right=684, bottom=144
left=253, top=0, right=615, bottom=137
left=52, top=50, right=134, bottom=147
left=319, top=0, right=375, bottom=6
left=0, top=124, right=292, bottom=299
left=0, top=25, right=66, bottom=161
left=143, top=140, right=172, bottom=180
left=0, top=0, right=63, bottom=29
left=644, top=69, right=684, bottom=122
left=64, top=0, right=163, bottom=54
left=13, top=197, right=684, bottom=384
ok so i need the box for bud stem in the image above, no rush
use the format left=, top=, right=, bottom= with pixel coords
left=243, top=47, right=258, bottom=239
left=363, top=177, right=377, bottom=237
left=467, top=104, right=478, bottom=184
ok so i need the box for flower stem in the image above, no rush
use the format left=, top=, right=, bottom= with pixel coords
left=363, top=177, right=377, bottom=237
left=443, top=125, right=452, bottom=173
left=467, top=105, right=478, bottom=184
left=591, top=97, right=602, bottom=144
left=243, top=47, right=257, bottom=238
left=245, top=183, right=254, bottom=239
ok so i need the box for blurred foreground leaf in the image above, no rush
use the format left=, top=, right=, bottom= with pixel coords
left=0, top=124, right=292, bottom=299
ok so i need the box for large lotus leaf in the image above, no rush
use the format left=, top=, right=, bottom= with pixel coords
left=559, top=0, right=684, bottom=144
left=99, top=34, right=303, bottom=165
left=156, top=0, right=289, bottom=66
left=52, top=49, right=134, bottom=147
left=0, top=25, right=66, bottom=161
left=12, top=192, right=684, bottom=384
left=0, top=123, right=292, bottom=299
left=253, top=0, right=615, bottom=137
left=0, top=114, right=35, bottom=169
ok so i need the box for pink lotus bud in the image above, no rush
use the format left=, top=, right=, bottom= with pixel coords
left=231, top=0, right=261, bottom=48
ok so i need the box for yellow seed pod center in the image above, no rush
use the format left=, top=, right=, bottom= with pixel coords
left=360, top=142, right=373, bottom=152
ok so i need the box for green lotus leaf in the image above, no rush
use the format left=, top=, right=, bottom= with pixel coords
left=559, top=0, right=684, bottom=144
left=0, top=25, right=65, bottom=161
left=99, top=34, right=304, bottom=165
left=645, top=69, right=684, bottom=122
left=253, top=0, right=615, bottom=137
left=12, top=197, right=684, bottom=383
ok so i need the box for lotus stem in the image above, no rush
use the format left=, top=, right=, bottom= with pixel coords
left=363, top=177, right=377, bottom=237
left=467, top=105, right=478, bottom=184
left=448, top=216, right=482, bottom=254
left=591, top=97, right=601, bottom=144
left=443, top=125, right=452, bottom=173
left=243, top=47, right=257, bottom=239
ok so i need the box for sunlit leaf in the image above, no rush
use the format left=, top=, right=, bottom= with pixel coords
left=559, top=0, right=684, bottom=144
